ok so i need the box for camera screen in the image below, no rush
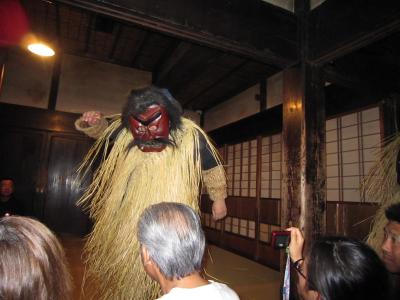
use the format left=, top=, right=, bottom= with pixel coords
left=271, top=231, right=290, bottom=249
left=275, top=235, right=290, bottom=248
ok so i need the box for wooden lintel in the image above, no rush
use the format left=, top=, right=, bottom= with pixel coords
left=0, top=102, right=82, bottom=134
left=208, top=105, right=283, bottom=145
left=323, top=65, right=362, bottom=91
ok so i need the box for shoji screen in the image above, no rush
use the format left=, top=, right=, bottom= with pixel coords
left=226, top=140, right=258, bottom=197
left=259, top=134, right=282, bottom=243
left=326, top=107, right=381, bottom=203
left=260, top=134, right=282, bottom=199
left=224, top=139, right=258, bottom=239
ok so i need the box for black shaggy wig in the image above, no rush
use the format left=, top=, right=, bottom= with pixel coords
left=121, top=85, right=183, bottom=133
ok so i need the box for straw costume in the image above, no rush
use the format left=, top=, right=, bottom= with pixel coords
left=364, top=133, right=400, bottom=252
left=75, top=86, right=227, bottom=300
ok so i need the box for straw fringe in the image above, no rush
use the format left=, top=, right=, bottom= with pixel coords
left=362, top=133, right=400, bottom=252
left=77, top=117, right=223, bottom=300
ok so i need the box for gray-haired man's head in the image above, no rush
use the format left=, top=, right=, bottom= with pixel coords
left=138, top=202, right=205, bottom=279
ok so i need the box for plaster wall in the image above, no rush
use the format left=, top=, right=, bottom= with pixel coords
left=204, top=71, right=283, bottom=132
left=0, top=50, right=152, bottom=115
left=57, top=54, right=151, bottom=115
left=203, top=84, right=260, bottom=132
left=0, top=49, right=53, bottom=109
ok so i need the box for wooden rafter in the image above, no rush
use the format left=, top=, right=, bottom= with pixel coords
left=310, top=0, right=400, bottom=64
left=130, top=30, right=149, bottom=67
left=154, top=41, right=192, bottom=85
left=183, top=60, right=248, bottom=108
left=108, top=23, right=122, bottom=60
left=56, top=0, right=297, bottom=67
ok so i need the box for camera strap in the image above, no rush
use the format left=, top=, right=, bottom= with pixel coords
left=282, top=248, right=290, bottom=300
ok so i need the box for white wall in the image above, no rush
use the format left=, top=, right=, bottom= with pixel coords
left=204, top=84, right=260, bottom=132
left=1, top=48, right=284, bottom=130
left=0, top=49, right=152, bottom=115
left=204, top=71, right=283, bottom=132
left=57, top=54, right=151, bottom=115
left=0, top=49, right=53, bottom=109
left=266, top=72, right=283, bottom=109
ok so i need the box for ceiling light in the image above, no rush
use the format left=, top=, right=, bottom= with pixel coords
left=27, top=43, right=55, bottom=57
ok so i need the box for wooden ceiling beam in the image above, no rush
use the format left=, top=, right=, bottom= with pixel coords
left=154, top=41, right=192, bottom=85
left=108, top=23, right=122, bottom=60
left=310, top=0, right=400, bottom=64
left=83, top=13, right=94, bottom=54
left=323, top=65, right=363, bottom=91
left=130, top=30, right=149, bottom=67
left=168, top=51, right=226, bottom=94
left=56, top=0, right=297, bottom=68
left=183, top=59, right=248, bottom=108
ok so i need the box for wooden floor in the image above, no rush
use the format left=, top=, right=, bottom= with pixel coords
left=60, top=236, right=281, bottom=300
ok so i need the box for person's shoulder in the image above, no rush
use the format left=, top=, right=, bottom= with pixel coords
left=155, top=290, right=184, bottom=300
left=208, top=281, right=240, bottom=299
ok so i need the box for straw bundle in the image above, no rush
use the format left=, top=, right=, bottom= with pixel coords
left=363, top=133, right=400, bottom=252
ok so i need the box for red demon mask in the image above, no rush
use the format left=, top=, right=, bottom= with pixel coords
left=128, top=104, right=170, bottom=152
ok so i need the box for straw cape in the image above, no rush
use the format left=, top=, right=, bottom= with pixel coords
left=78, top=116, right=223, bottom=300
left=363, top=133, right=400, bottom=252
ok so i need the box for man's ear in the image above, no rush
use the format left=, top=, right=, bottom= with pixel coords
left=141, top=245, right=152, bottom=266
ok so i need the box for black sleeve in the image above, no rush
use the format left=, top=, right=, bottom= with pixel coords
left=198, top=133, right=219, bottom=171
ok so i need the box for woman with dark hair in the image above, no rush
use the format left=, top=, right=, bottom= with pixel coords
left=0, top=216, right=72, bottom=300
left=288, top=227, right=389, bottom=300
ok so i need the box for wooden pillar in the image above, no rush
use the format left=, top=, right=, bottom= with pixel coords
left=48, top=53, right=62, bottom=111
left=48, top=2, right=61, bottom=111
left=281, top=64, right=326, bottom=241
left=281, top=0, right=326, bottom=248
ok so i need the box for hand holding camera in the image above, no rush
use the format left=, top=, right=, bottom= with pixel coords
left=271, top=227, right=304, bottom=262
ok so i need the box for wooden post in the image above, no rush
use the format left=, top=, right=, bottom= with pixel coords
left=48, top=53, right=62, bottom=111
left=281, top=64, right=326, bottom=240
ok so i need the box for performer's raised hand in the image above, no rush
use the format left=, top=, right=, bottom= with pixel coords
left=82, top=111, right=102, bottom=127
left=212, top=199, right=227, bottom=220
